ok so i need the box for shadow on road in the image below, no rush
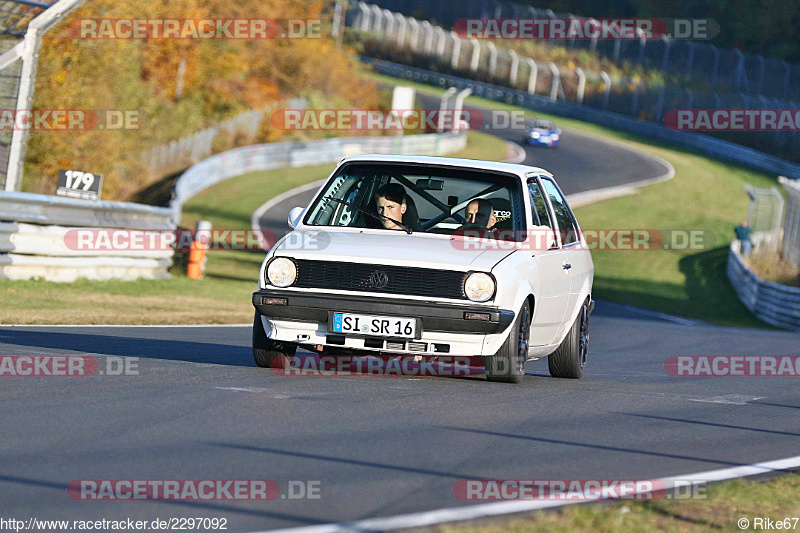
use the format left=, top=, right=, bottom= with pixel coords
left=0, top=329, right=253, bottom=367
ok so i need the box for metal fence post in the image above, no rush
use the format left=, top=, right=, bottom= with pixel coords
left=549, top=63, right=560, bottom=101
left=453, top=88, right=472, bottom=130
left=422, top=21, right=434, bottom=54
left=451, top=32, right=462, bottom=69
left=470, top=39, right=481, bottom=72
left=369, top=5, right=382, bottom=32
left=394, top=13, right=406, bottom=46
left=438, top=87, right=457, bottom=131
left=435, top=27, right=446, bottom=58
left=487, top=42, right=498, bottom=79
left=527, top=58, right=538, bottom=95
left=601, top=71, right=611, bottom=109
left=576, top=67, right=586, bottom=104
left=509, top=49, right=519, bottom=87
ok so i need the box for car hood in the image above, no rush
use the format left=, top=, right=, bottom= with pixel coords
left=274, top=230, right=515, bottom=271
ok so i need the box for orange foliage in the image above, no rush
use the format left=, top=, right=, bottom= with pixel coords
left=25, top=0, right=377, bottom=200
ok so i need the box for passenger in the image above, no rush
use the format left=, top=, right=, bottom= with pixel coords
left=375, top=183, right=408, bottom=231
left=464, top=199, right=497, bottom=229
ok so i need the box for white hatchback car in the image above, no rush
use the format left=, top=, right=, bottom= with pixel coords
left=252, top=155, right=594, bottom=383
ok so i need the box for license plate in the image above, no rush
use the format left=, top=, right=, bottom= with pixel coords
left=332, top=312, right=416, bottom=338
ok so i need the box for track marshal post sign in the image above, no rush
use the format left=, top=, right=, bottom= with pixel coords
left=56, top=169, right=103, bottom=201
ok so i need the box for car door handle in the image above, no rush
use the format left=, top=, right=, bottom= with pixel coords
left=563, top=263, right=572, bottom=270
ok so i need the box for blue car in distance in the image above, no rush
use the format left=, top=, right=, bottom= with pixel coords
left=523, top=119, right=560, bottom=148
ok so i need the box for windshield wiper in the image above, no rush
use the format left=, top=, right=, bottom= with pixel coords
left=323, top=196, right=412, bottom=234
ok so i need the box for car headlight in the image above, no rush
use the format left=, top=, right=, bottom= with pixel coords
left=531, top=131, right=540, bottom=138
left=551, top=134, right=559, bottom=141
left=464, top=272, right=495, bottom=302
left=266, top=257, right=297, bottom=287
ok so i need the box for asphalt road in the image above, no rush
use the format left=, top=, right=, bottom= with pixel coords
left=257, top=90, right=670, bottom=238
left=1, top=317, right=798, bottom=531
left=1, top=95, right=796, bottom=532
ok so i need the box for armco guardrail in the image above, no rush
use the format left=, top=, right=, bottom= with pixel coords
left=0, top=191, right=175, bottom=281
left=0, top=131, right=465, bottom=282
left=727, top=242, right=800, bottom=331
left=367, top=58, right=800, bottom=180
left=0, top=190, right=175, bottom=229
left=170, top=131, right=466, bottom=218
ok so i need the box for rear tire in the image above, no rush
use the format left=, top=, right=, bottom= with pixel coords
left=548, top=299, right=589, bottom=379
left=252, top=311, right=296, bottom=368
left=485, top=301, right=530, bottom=384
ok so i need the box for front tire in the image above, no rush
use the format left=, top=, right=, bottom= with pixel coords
left=485, top=301, right=530, bottom=384
left=548, top=299, right=590, bottom=379
left=252, top=311, right=296, bottom=368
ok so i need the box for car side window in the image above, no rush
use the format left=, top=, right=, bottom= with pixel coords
left=527, top=179, right=552, bottom=229
left=540, top=177, right=579, bottom=245
left=528, top=179, right=553, bottom=228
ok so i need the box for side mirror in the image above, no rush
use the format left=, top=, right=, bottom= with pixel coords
left=288, top=207, right=304, bottom=229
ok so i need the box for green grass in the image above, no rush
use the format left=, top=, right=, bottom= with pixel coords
left=0, top=131, right=507, bottom=325
left=437, top=474, right=800, bottom=533
left=367, top=73, right=780, bottom=327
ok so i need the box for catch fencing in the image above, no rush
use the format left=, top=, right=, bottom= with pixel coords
left=348, top=2, right=800, bottom=163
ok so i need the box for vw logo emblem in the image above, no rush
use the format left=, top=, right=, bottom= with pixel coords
left=366, top=270, right=389, bottom=289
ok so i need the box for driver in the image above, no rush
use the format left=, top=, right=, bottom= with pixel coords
left=375, top=183, right=408, bottom=230
left=464, top=199, right=497, bottom=229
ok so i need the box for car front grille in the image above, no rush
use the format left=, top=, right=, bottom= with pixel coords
left=293, top=259, right=468, bottom=300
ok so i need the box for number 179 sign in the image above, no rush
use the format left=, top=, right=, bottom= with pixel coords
left=56, top=169, right=103, bottom=201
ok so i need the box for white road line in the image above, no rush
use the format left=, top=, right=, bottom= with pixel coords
left=504, top=141, right=527, bottom=163
left=214, top=387, right=273, bottom=393
left=257, top=455, right=800, bottom=533
left=250, top=179, right=326, bottom=249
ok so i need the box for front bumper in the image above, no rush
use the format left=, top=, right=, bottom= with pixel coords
left=252, top=290, right=515, bottom=335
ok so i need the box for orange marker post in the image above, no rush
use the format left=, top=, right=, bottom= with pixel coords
left=187, top=220, right=211, bottom=279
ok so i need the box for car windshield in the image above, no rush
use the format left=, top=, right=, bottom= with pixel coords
left=532, top=120, right=555, bottom=129
left=304, top=162, right=523, bottom=235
